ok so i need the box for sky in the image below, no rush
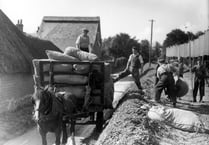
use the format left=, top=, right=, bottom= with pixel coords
left=0, top=0, right=208, bottom=44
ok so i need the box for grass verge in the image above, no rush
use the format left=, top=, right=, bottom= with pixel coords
left=0, top=94, right=35, bottom=144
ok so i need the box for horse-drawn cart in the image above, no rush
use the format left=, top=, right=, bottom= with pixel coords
left=32, top=59, right=114, bottom=144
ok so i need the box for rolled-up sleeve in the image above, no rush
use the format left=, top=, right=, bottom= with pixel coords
left=76, top=35, right=81, bottom=45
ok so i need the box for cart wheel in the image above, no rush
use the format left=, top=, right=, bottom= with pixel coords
left=96, top=111, right=103, bottom=131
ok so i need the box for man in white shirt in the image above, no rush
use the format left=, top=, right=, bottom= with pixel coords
left=76, top=28, right=91, bottom=52
left=113, top=46, right=144, bottom=90
left=155, top=57, right=177, bottom=107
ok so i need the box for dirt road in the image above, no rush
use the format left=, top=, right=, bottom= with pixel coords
left=3, top=125, right=97, bottom=145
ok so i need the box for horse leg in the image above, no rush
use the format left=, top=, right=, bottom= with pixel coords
left=62, top=122, right=68, bottom=144
left=39, top=129, right=47, bottom=145
left=70, top=119, right=76, bottom=145
left=55, top=127, right=61, bottom=145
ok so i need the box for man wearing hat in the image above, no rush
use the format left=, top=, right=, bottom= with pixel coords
left=155, top=57, right=177, bottom=107
left=76, top=28, right=91, bottom=52
left=113, top=46, right=144, bottom=90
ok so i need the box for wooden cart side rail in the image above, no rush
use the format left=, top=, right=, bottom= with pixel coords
left=33, top=59, right=106, bottom=108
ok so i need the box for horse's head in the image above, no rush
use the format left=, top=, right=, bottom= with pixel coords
left=32, top=85, right=54, bottom=122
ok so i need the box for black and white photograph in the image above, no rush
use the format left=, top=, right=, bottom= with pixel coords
left=0, top=0, right=209, bottom=145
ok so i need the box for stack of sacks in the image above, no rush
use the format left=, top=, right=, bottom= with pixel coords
left=64, top=46, right=99, bottom=61
left=45, top=49, right=92, bottom=74
left=33, top=48, right=114, bottom=108
left=46, top=50, right=79, bottom=61
left=46, top=48, right=99, bottom=74
left=33, top=59, right=88, bottom=99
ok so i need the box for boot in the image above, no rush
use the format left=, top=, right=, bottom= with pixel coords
left=199, top=96, right=203, bottom=102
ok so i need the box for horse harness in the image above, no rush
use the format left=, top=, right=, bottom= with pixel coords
left=35, top=90, right=67, bottom=123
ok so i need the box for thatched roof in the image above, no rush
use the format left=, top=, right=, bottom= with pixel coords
left=37, top=16, right=102, bottom=56
left=0, top=9, right=60, bottom=73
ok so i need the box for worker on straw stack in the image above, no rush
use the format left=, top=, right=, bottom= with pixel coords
left=155, top=57, right=178, bottom=107
left=76, top=28, right=91, bottom=52
left=192, top=58, right=208, bottom=103
left=113, top=46, right=144, bottom=90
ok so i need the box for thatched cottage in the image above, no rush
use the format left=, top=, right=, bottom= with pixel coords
left=37, top=16, right=102, bottom=56
left=0, top=10, right=60, bottom=73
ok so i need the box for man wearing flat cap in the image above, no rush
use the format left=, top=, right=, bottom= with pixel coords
left=76, top=28, right=91, bottom=52
left=155, top=56, right=178, bottom=107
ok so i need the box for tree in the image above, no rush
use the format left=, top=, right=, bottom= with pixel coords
left=163, top=29, right=197, bottom=48
left=109, top=33, right=140, bottom=58
left=195, top=31, right=204, bottom=38
left=101, top=37, right=114, bottom=59
left=163, top=29, right=188, bottom=47
left=153, top=41, right=162, bottom=59
left=187, top=31, right=197, bottom=41
left=140, top=39, right=150, bottom=63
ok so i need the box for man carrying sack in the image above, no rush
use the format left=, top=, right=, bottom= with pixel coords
left=155, top=57, right=177, bottom=107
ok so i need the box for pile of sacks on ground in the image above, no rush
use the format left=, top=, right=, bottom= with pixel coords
left=145, top=105, right=206, bottom=133
left=33, top=47, right=114, bottom=109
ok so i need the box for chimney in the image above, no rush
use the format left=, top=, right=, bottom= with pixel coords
left=16, top=19, right=23, bottom=32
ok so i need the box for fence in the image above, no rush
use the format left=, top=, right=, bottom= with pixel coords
left=166, top=30, right=209, bottom=58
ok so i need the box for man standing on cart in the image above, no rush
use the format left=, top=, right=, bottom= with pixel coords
left=76, top=28, right=92, bottom=52
left=113, top=46, right=144, bottom=90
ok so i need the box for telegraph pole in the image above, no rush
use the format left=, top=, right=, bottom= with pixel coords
left=149, top=19, right=155, bottom=67
left=185, top=26, right=193, bottom=90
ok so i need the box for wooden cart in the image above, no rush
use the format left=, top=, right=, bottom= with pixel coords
left=33, top=59, right=111, bottom=144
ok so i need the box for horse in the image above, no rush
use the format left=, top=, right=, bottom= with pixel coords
left=32, top=85, right=77, bottom=145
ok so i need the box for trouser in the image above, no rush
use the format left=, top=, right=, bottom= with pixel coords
left=155, top=73, right=176, bottom=103
left=155, top=75, right=159, bottom=85
left=155, top=75, right=169, bottom=96
left=193, top=78, right=205, bottom=102
left=80, top=47, right=89, bottom=52
left=117, top=68, right=142, bottom=89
